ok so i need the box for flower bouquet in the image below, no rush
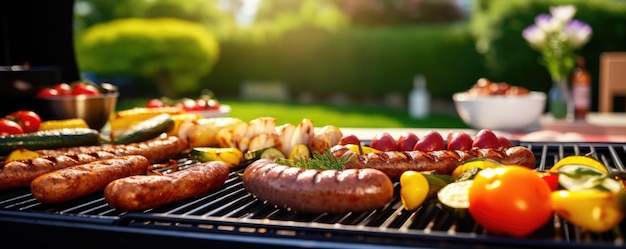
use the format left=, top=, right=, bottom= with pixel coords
left=522, top=5, right=592, bottom=119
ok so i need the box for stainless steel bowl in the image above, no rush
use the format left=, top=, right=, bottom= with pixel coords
left=37, top=93, right=118, bottom=131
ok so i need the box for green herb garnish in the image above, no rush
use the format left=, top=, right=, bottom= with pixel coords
left=275, top=149, right=355, bottom=171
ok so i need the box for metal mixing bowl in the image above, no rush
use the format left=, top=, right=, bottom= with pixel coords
left=36, top=92, right=118, bottom=131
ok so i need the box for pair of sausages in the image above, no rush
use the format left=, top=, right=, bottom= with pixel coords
left=31, top=155, right=230, bottom=209
left=0, top=136, right=188, bottom=191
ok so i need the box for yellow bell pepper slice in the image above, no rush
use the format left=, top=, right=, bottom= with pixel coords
left=551, top=190, right=625, bottom=233
left=400, top=170, right=454, bottom=211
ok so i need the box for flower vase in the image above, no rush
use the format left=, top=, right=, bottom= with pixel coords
left=548, top=78, right=573, bottom=120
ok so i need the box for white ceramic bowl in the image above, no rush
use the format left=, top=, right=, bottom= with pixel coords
left=452, top=91, right=546, bottom=132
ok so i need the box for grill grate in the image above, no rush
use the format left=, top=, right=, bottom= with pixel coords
left=1, top=142, right=625, bottom=248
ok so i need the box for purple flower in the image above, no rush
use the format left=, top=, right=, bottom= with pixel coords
left=522, top=24, right=546, bottom=48
left=564, top=19, right=592, bottom=48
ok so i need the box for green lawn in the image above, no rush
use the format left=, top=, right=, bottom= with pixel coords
left=116, top=98, right=468, bottom=129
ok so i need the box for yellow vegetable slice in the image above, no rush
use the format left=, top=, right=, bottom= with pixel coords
left=289, top=144, right=311, bottom=160
left=451, top=158, right=503, bottom=179
left=345, top=144, right=381, bottom=155
left=551, top=155, right=608, bottom=173
left=551, top=190, right=625, bottom=233
left=6, top=149, right=41, bottom=162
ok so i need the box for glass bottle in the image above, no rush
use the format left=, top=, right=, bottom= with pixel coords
left=570, top=57, right=591, bottom=120
left=408, top=74, right=430, bottom=119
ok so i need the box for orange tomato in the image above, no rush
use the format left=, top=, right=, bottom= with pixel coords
left=468, top=165, right=553, bottom=238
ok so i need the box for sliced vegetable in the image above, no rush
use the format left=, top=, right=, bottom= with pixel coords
left=551, top=190, right=626, bottom=233
left=245, top=147, right=286, bottom=161
left=437, top=180, right=473, bottom=209
left=344, top=144, right=381, bottom=155
left=557, top=164, right=622, bottom=192
left=113, top=113, right=174, bottom=144
left=5, top=148, right=41, bottom=162
left=109, top=107, right=184, bottom=140
left=190, top=147, right=244, bottom=168
left=0, top=128, right=100, bottom=155
left=451, top=158, right=503, bottom=179
left=289, top=143, right=311, bottom=160
left=551, top=155, right=608, bottom=173
left=39, top=118, right=89, bottom=130
left=400, top=171, right=454, bottom=210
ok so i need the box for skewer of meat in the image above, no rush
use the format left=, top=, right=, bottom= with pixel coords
left=0, top=136, right=188, bottom=191
left=104, top=161, right=230, bottom=211
left=242, top=159, right=394, bottom=213
left=330, top=145, right=536, bottom=180
left=30, top=155, right=151, bottom=203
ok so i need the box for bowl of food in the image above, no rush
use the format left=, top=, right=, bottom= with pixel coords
left=35, top=82, right=118, bottom=131
left=453, top=78, right=546, bottom=132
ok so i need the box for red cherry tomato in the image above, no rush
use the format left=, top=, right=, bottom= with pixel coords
left=206, top=99, right=220, bottom=110
left=468, top=165, right=553, bottom=238
left=71, top=83, right=100, bottom=96
left=0, top=119, right=25, bottom=136
left=8, top=110, right=42, bottom=133
left=146, top=98, right=165, bottom=108
left=36, top=87, right=59, bottom=98
left=53, top=83, right=72, bottom=96
left=181, top=98, right=199, bottom=111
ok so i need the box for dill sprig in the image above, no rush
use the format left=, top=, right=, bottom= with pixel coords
left=276, top=149, right=355, bottom=171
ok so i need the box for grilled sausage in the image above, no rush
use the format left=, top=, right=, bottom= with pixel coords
left=0, top=151, right=118, bottom=191
left=242, top=159, right=394, bottom=213
left=36, top=135, right=188, bottom=163
left=330, top=145, right=536, bottom=180
left=0, top=136, right=188, bottom=191
left=30, top=155, right=150, bottom=203
left=104, top=161, right=230, bottom=211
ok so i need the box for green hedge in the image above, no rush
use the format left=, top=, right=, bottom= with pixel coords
left=203, top=23, right=486, bottom=100
left=202, top=0, right=626, bottom=110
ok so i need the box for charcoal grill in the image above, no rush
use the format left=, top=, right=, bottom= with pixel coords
left=1, top=141, right=625, bottom=248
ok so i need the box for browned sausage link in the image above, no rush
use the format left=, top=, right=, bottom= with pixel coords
left=30, top=155, right=150, bottom=203
left=331, top=145, right=536, bottom=180
left=0, top=151, right=118, bottom=191
left=36, top=135, right=188, bottom=163
left=242, top=159, right=394, bottom=214
left=104, top=161, right=229, bottom=211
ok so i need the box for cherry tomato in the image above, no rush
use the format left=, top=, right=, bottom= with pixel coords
left=8, top=110, right=42, bottom=133
left=181, top=98, right=200, bottom=111
left=53, top=83, right=72, bottom=96
left=146, top=98, right=165, bottom=108
left=0, top=119, right=25, bottom=136
left=71, top=83, right=100, bottom=96
left=206, top=99, right=220, bottom=110
left=36, top=87, right=59, bottom=98
left=468, top=165, right=553, bottom=238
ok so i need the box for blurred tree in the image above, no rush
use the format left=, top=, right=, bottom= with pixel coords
left=74, top=0, right=236, bottom=33
left=76, top=18, right=220, bottom=98
left=254, top=0, right=350, bottom=30
left=332, top=0, right=466, bottom=26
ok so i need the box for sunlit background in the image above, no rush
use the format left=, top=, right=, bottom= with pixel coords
left=69, top=0, right=626, bottom=114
